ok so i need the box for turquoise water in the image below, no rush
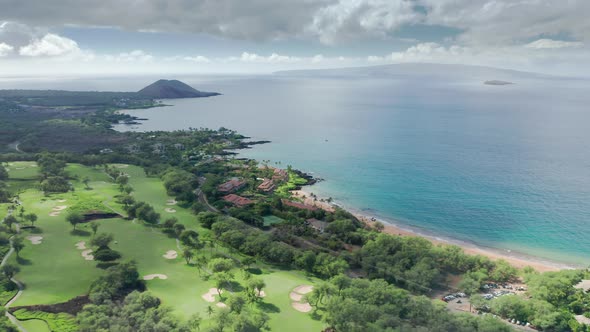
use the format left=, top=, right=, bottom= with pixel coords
left=78, top=74, right=589, bottom=266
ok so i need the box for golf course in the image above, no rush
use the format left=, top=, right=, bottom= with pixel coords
left=1, top=161, right=324, bottom=331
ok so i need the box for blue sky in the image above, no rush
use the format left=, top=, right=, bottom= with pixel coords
left=0, top=0, right=589, bottom=76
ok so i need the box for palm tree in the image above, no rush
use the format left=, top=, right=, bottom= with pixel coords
left=206, top=305, right=214, bottom=318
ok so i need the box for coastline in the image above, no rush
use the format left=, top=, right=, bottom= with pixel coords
left=291, top=189, right=576, bottom=273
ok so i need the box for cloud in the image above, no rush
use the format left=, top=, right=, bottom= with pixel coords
left=525, top=39, right=584, bottom=49
left=231, top=52, right=302, bottom=64
left=105, top=50, right=153, bottom=62
left=422, top=0, right=590, bottom=47
left=0, top=42, right=14, bottom=56
left=19, top=33, right=80, bottom=56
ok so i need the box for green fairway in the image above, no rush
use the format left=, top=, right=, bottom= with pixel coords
left=19, top=319, right=51, bottom=332
left=5, top=162, right=325, bottom=331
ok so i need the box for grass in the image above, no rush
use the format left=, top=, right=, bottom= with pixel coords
left=19, top=319, right=51, bottom=332
left=12, top=309, right=77, bottom=332
left=6, top=163, right=326, bottom=331
left=275, top=170, right=308, bottom=197
left=263, top=215, right=285, bottom=227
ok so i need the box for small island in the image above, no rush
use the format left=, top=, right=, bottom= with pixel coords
left=484, top=80, right=514, bottom=86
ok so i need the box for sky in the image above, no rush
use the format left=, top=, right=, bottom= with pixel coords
left=0, top=0, right=589, bottom=76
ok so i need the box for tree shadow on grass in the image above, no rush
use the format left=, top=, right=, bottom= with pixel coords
left=227, top=281, right=244, bottom=292
left=96, top=262, right=119, bottom=269
left=246, top=267, right=263, bottom=275
left=70, top=229, right=91, bottom=237
left=28, top=227, right=44, bottom=234
left=16, top=256, right=32, bottom=265
left=256, top=302, right=281, bottom=313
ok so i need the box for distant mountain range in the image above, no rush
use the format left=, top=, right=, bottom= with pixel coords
left=274, top=63, right=564, bottom=83
left=137, top=79, right=220, bottom=99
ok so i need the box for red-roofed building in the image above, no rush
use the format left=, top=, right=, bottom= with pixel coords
left=218, top=178, right=246, bottom=193
left=272, top=168, right=288, bottom=181
left=281, top=199, right=318, bottom=211
left=223, top=194, right=254, bottom=207
left=257, top=179, right=275, bottom=192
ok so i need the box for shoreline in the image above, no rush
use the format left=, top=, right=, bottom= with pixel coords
left=291, top=189, right=577, bottom=273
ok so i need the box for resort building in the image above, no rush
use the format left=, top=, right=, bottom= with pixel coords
left=281, top=199, right=318, bottom=211
left=257, top=179, right=275, bottom=192
left=222, top=194, right=254, bottom=207
left=218, top=178, right=246, bottom=193
left=272, top=168, right=289, bottom=181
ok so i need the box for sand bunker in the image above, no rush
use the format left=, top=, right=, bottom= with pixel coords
left=293, top=285, right=313, bottom=295
left=115, top=164, right=129, bottom=168
left=292, top=302, right=312, bottom=313
left=15, top=167, right=25, bottom=170
left=290, top=285, right=314, bottom=313
left=52, top=205, right=68, bottom=211
left=49, top=212, right=60, bottom=217
left=289, top=292, right=303, bottom=301
left=166, top=199, right=177, bottom=206
left=75, top=241, right=87, bottom=250
left=26, top=236, right=43, bottom=245
left=256, top=289, right=266, bottom=298
left=81, top=249, right=94, bottom=261
left=165, top=208, right=176, bottom=213
left=202, top=288, right=223, bottom=302
left=143, top=274, right=168, bottom=280
left=57, top=199, right=67, bottom=203
left=216, top=302, right=227, bottom=308
left=163, top=250, right=178, bottom=259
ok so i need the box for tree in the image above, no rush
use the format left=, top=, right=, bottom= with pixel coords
left=91, top=233, right=114, bottom=249
left=227, top=294, right=247, bottom=314
left=246, top=278, right=266, bottom=302
left=82, top=176, right=91, bottom=189
left=490, top=259, right=518, bottom=283
left=1, top=264, right=19, bottom=279
left=89, top=222, right=99, bottom=236
left=458, top=275, right=481, bottom=296
left=163, top=217, right=178, bottom=229
left=198, top=212, right=218, bottom=229
left=183, top=249, right=194, bottom=265
left=214, top=273, right=232, bottom=299
left=12, top=236, right=24, bottom=257
left=174, top=223, right=186, bottom=238
left=206, top=305, right=215, bottom=318
left=66, top=212, right=84, bottom=230
left=187, top=313, right=202, bottom=331
left=208, top=258, right=234, bottom=273
left=25, top=213, right=38, bottom=227
left=241, top=257, right=255, bottom=270
left=180, top=229, right=200, bottom=249
left=0, top=164, right=8, bottom=181
left=4, top=215, right=17, bottom=231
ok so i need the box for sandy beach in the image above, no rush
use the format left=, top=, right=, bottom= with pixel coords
left=291, top=190, right=572, bottom=272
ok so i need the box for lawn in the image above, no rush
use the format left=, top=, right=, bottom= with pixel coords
left=5, top=162, right=326, bottom=331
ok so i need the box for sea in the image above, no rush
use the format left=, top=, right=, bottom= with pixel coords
left=3, top=70, right=590, bottom=266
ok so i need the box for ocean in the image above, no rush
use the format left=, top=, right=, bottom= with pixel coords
left=4, top=71, right=589, bottom=265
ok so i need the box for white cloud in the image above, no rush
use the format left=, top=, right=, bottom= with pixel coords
left=0, top=42, right=14, bottom=56
left=183, top=55, right=211, bottom=63
left=233, top=52, right=302, bottom=63
left=105, top=50, right=153, bottom=62
left=308, top=0, right=422, bottom=44
left=19, top=33, right=80, bottom=57
left=525, top=39, right=584, bottom=49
